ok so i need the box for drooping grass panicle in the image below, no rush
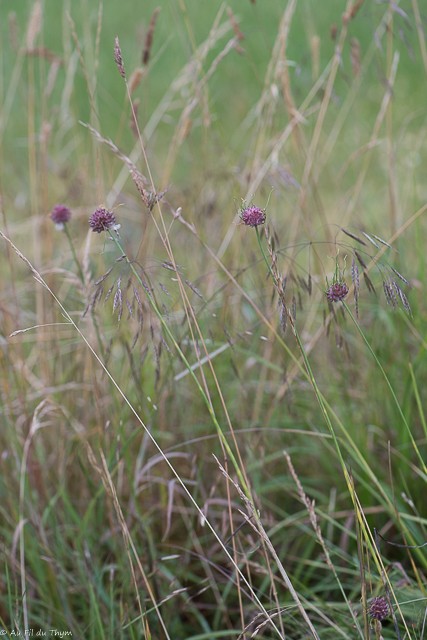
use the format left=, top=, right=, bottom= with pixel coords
left=279, top=301, right=287, bottom=333
left=337, top=227, right=412, bottom=314
left=184, top=278, right=204, bottom=301
left=341, top=227, right=367, bottom=246
left=390, top=266, right=409, bottom=285
left=291, top=294, right=297, bottom=322
left=394, top=281, right=412, bottom=315
left=383, top=278, right=398, bottom=309
left=112, top=277, right=123, bottom=322
left=372, top=233, right=393, bottom=249
left=361, top=231, right=380, bottom=249
left=297, top=274, right=312, bottom=295
left=354, top=250, right=376, bottom=295
left=353, top=249, right=368, bottom=270
left=263, top=223, right=290, bottom=330
left=104, top=280, right=115, bottom=304
left=257, top=222, right=411, bottom=320
left=351, top=257, right=360, bottom=317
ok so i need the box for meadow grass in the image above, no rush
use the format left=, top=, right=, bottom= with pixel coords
left=1, top=1, right=427, bottom=638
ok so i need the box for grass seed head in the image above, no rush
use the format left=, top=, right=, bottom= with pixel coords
left=114, top=36, right=126, bottom=79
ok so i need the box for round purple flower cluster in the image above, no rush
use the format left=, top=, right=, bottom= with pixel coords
left=89, top=207, right=119, bottom=233
left=50, top=204, right=72, bottom=228
left=325, top=281, right=349, bottom=303
left=240, top=205, right=266, bottom=228
left=368, top=596, right=389, bottom=621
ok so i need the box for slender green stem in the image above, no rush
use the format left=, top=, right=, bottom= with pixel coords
left=255, top=226, right=274, bottom=278
left=408, top=363, right=427, bottom=441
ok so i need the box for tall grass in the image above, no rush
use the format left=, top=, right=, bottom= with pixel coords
left=1, top=1, right=426, bottom=638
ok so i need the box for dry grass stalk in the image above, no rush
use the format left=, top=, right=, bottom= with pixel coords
left=342, top=0, right=365, bottom=24
left=412, top=0, right=427, bottom=75
left=1, top=230, right=265, bottom=628
left=8, top=12, right=19, bottom=51
left=80, top=121, right=164, bottom=210
left=45, top=58, right=62, bottom=97
left=311, top=35, right=320, bottom=80
left=285, top=450, right=347, bottom=582
left=128, top=68, right=144, bottom=95
left=24, top=47, right=61, bottom=64
left=351, top=37, right=361, bottom=76
left=81, top=121, right=141, bottom=176
left=96, top=447, right=169, bottom=638
left=226, top=8, right=244, bottom=40
left=25, top=0, right=42, bottom=50
left=226, top=7, right=245, bottom=53
left=283, top=451, right=364, bottom=635
left=214, top=455, right=321, bottom=640
left=129, top=97, right=140, bottom=137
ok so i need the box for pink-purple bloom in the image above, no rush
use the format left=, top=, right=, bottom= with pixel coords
left=89, top=207, right=119, bottom=233
left=326, top=281, right=349, bottom=303
left=50, top=204, right=72, bottom=229
left=368, top=596, right=389, bottom=621
left=240, top=205, right=266, bottom=228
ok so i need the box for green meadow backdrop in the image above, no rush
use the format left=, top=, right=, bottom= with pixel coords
left=0, top=1, right=426, bottom=638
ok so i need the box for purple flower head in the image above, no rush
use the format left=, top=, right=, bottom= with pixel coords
left=240, top=204, right=266, bottom=228
left=50, top=204, right=72, bottom=229
left=326, top=281, right=349, bottom=303
left=368, top=596, right=389, bottom=621
left=89, top=207, right=120, bottom=234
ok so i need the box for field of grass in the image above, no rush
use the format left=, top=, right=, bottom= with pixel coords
left=1, top=1, right=427, bottom=638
